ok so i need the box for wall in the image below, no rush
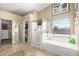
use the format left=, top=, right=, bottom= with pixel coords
left=76, top=3, right=79, bottom=55
left=39, top=3, right=76, bottom=34
left=38, top=3, right=77, bottom=55
left=0, top=10, right=23, bottom=44
left=39, top=4, right=52, bottom=20
left=0, top=10, right=22, bottom=21
left=0, top=20, right=1, bottom=42
left=23, top=10, right=39, bottom=21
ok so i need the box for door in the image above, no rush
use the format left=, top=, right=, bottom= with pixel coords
left=31, top=22, right=38, bottom=45
left=0, top=19, right=12, bottom=45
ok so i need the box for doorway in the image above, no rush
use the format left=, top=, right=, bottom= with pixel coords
left=0, top=19, right=12, bottom=46
left=25, top=21, right=28, bottom=43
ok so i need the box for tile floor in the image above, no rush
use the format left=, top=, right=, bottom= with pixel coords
left=0, top=43, right=57, bottom=56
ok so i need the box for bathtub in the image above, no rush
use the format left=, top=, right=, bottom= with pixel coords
left=41, top=33, right=77, bottom=56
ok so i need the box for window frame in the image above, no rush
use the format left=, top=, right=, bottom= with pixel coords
left=51, top=17, right=72, bottom=37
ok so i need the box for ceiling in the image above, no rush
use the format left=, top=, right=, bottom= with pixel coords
left=0, top=3, right=51, bottom=16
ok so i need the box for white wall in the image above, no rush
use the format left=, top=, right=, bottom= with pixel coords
left=12, top=21, right=20, bottom=44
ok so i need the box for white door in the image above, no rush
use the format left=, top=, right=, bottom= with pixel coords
left=31, top=22, right=38, bottom=45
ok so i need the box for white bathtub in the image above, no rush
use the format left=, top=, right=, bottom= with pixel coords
left=43, top=40, right=77, bottom=50
left=41, top=33, right=77, bottom=56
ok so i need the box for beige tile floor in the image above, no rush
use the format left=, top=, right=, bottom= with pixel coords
left=0, top=43, right=57, bottom=56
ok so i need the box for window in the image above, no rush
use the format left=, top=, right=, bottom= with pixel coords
left=52, top=17, right=71, bottom=35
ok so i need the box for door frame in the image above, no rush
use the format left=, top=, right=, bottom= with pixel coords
left=0, top=19, right=12, bottom=45
left=23, top=19, right=31, bottom=44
